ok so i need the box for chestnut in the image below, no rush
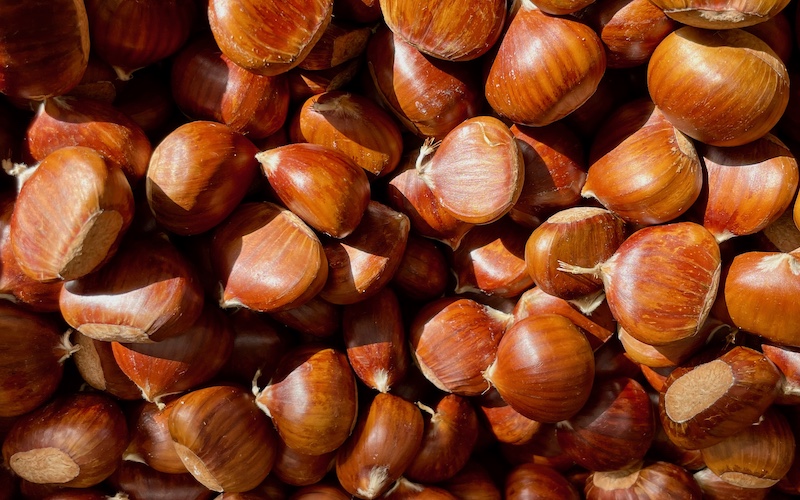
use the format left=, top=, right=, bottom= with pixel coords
left=379, top=0, right=505, bottom=61
left=659, top=346, right=781, bottom=449
left=0, top=0, right=89, bottom=100
left=10, top=146, right=135, bottom=283
left=585, top=461, right=702, bottom=499
left=0, top=302, right=75, bottom=417
left=484, top=0, right=606, bottom=127
left=254, top=344, right=358, bottom=456
left=59, top=234, right=205, bottom=343
left=647, top=27, right=789, bottom=147
left=208, top=0, right=333, bottom=76
left=169, top=385, right=278, bottom=492
left=336, top=393, right=424, bottom=499
left=504, top=464, right=580, bottom=500
left=484, top=314, right=595, bottom=423
left=2, top=392, right=128, bottom=488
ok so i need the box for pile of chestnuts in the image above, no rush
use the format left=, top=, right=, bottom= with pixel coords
left=2, top=0, right=800, bottom=498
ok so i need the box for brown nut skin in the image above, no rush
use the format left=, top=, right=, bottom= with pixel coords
left=59, top=234, right=205, bottom=344
left=585, top=461, right=702, bottom=499
left=659, top=346, right=781, bottom=450
left=563, top=222, right=721, bottom=346
left=107, top=461, right=213, bottom=500
left=257, top=142, right=371, bottom=239
left=697, top=133, right=798, bottom=243
left=10, top=146, right=135, bottom=283
left=418, top=116, right=524, bottom=225
left=171, top=36, right=290, bottom=140
left=484, top=314, right=595, bottom=423
left=211, top=202, right=328, bottom=313
left=335, top=393, right=424, bottom=499
left=169, top=385, right=279, bottom=493
left=0, top=0, right=89, bottom=100
left=343, top=287, right=409, bottom=393
left=504, top=464, right=580, bottom=500
left=409, top=297, right=509, bottom=396
left=583, top=99, right=703, bottom=225
left=525, top=207, right=626, bottom=300
left=124, top=400, right=187, bottom=474
left=379, top=0, right=505, bottom=61
left=556, top=377, right=655, bottom=472
left=208, top=0, right=333, bottom=76
left=84, top=0, right=196, bottom=74
left=648, top=0, right=790, bottom=28
left=477, top=388, right=543, bottom=446
left=71, top=331, right=142, bottom=401
left=647, top=27, right=789, bottom=147
left=1, top=392, right=128, bottom=489
left=146, top=121, right=259, bottom=236
left=289, top=91, right=403, bottom=178
left=111, top=305, right=234, bottom=404
left=700, top=406, right=795, bottom=489
left=723, top=249, right=800, bottom=347
left=484, top=0, right=606, bottom=127
left=0, top=302, right=73, bottom=417
left=404, top=394, right=480, bottom=483
left=254, top=344, right=358, bottom=456
left=366, top=26, right=482, bottom=140
left=26, top=95, right=153, bottom=186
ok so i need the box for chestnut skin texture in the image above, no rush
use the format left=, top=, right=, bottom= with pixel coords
left=2, top=392, right=128, bottom=489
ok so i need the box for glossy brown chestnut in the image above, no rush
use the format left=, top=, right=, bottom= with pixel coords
left=485, top=0, right=606, bottom=127
left=10, top=146, right=135, bottom=282
left=404, top=394, right=480, bottom=483
left=366, top=26, right=482, bottom=139
left=484, top=314, right=595, bottom=423
left=2, top=392, right=128, bottom=488
left=583, top=98, right=702, bottom=225
left=269, top=296, right=342, bottom=339
left=287, top=58, right=363, bottom=103
left=289, top=91, right=403, bottom=178
left=59, top=234, right=204, bottom=343
left=124, top=400, right=187, bottom=474
left=254, top=344, right=357, bottom=455
left=451, top=217, right=532, bottom=298
left=146, top=121, right=259, bottom=235
left=390, top=234, right=449, bottom=302
left=380, top=0, right=505, bottom=61
left=112, top=305, right=234, bottom=404
left=693, top=467, right=770, bottom=500
left=208, top=0, right=333, bottom=76
left=647, top=27, right=789, bottom=147
left=257, top=143, right=370, bottom=238
left=169, top=385, right=278, bottom=492
left=648, top=0, right=790, bottom=28
left=504, top=464, right=580, bottom=500
left=71, top=330, right=142, bottom=401
left=723, top=249, right=800, bottom=346
left=298, top=21, right=371, bottom=71
left=108, top=461, right=213, bottom=500
left=477, top=388, right=543, bottom=446
left=25, top=95, right=153, bottom=185
left=383, top=478, right=458, bottom=499
left=218, top=309, right=291, bottom=386
left=85, top=0, right=196, bottom=75
left=335, top=393, right=424, bottom=499
left=659, top=346, right=780, bottom=449
left=556, top=377, right=655, bottom=471
left=0, top=0, right=89, bottom=100
left=438, top=460, right=502, bottom=500
left=525, top=207, right=626, bottom=300
left=410, top=297, right=510, bottom=396
left=561, top=222, right=721, bottom=346
left=385, top=146, right=474, bottom=249
left=170, top=36, right=290, bottom=139
left=700, top=407, right=795, bottom=488
left=418, top=116, right=524, bottom=225
left=0, top=302, right=74, bottom=417
left=319, top=201, right=410, bottom=305
left=585, top=461, right=702, bottom=499
left=272, top=442, right=335, bottom=487
left=211, top=202, right=328, bottom=313
left=343, top=287, right=409, bottom=393
left=697, top=134, right=798, bottom=242
left=508, top=122, right=587, bottom=229
left=578, top=0, right=677, bottom=69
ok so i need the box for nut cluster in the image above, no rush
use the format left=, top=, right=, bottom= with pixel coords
left=1, top=0, right=800, bottom=498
